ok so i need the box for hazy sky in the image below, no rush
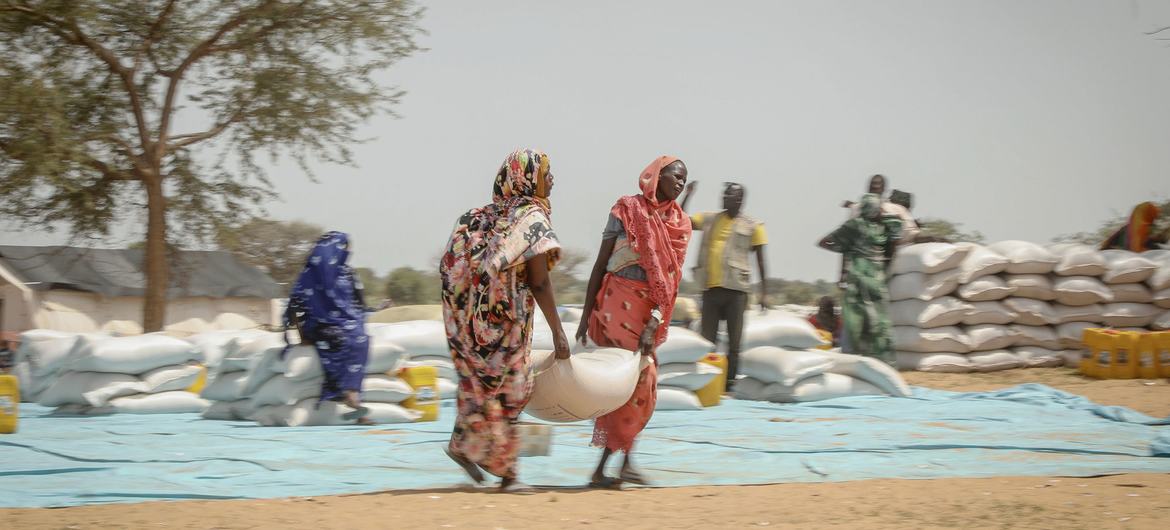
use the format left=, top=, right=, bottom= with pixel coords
left=5, top=0, right=1170, bottom=282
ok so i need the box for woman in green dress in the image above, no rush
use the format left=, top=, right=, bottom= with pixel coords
left=818, top=193, right=902, bottom=365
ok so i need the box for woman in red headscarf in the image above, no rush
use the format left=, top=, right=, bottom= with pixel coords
left=1101, top=202, right=1163, bottom=252
left=575, top=156, right=692, bottom=488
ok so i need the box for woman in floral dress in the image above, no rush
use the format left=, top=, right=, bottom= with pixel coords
left=439, top=148, right=571, bottom=492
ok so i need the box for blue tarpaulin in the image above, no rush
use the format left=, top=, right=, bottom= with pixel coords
left=1, top=384, right=1168, bottom=507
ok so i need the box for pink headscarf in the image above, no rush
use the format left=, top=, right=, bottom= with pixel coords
left=609, top=156, right=692, bottom=314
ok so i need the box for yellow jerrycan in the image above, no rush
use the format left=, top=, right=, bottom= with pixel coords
left=0, top=374, right=19, bottom=434
left=397, top=364, right=440, bottom=422
left=695, top=352, right=728, bottom=407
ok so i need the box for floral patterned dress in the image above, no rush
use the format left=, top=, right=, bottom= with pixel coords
left=440, top=149, right=560, bottom=479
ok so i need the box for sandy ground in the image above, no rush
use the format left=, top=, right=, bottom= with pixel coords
left=6, top=368, right=1169, bottom=530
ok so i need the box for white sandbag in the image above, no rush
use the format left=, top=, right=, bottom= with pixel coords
left=967, top=350, right=1024, bottom=372
left=17, top=331, right=85, bottom=377
left=821, top=351, right=911, bottom=397
left=525, top=348, right=644, bottom=422
left=1003, top=274, right=1056, bottom=301
left=957, top=276, right=1016, bottom=302
left=1051, top=245, right=1108, bottom=277
left=1101, top=303, right=1159, bottom=327
left=889, top=297, right=972, bottom=328
left=66, top=335, right=198, bottom=374
left=1010, top=325, right=1062, bottom=350
left=962, top=301, right=1018, bottom=326
left=738, top=347, right=833, bottom=386
left=218, top=332, right=287, bottom=374
left=238, top=344, right=289, bottom=397
left=733, top=377, right=788, bottom=401
left=1152, top=310, right=1170, bottom=331
left=1053, top=304, right=1105, bottom=324
left=199, top=371, right=249, bottom=401
left=740, top=312, right=826, bottom=350
left=889, top=269, right=961, bottom=301
left=140, top=363, right=203, bottom=392
left=184, top=330, right=269, bottom=368
left=1061, top=349, right=1088, bottom=367
left=368, top=320, right=448, bottom=357
left=84, top=363, right=204, bottom=406
left=656, top=327, right=716, bottom=363
left=1053, top=276, right=1114, bottom=306
left=1003, top=298, right=1059, bottom=326
left=954, top=243, right=1009, bottom=283
left=1157, top=288, right=1170, bottom=310
left=1056, top=322, right=1097, bottom=348
left=966, top=324, right=1016, bottom=352
left=250, top=399, right=421, bottom=426
left=1013, top=347, right=1066, bottom=368
left=655, top=387, right=703, bottom=410
left=1101, top=250, right=1157, bottom=284
left=893, top=326, right=971, bottom=353
left=987, top=241, right=1059, bottom=274
left=11, top=361, right=48, bottom=403
left=1111, top=283, right=1154, bottom=304
left=403, top=358, right=456, bottom=381
left=890, top=243, right=970, bottom=275
left=279, top=345, right=321, bottom=380
left=895, top=352, right=972, bottom=373
left=787, top=373, right=885, bottom=402
left=37, top=372, right=141, bottom=407
left=657, top=362, right=721, bottom=391
left=1147, top=255, right=1170, bottom=291
left=365, top=337, right=409, bottom=374
left=84, top=391, right=208, bottom=415
left=251, top=375, right=322, bottom=407
left=437, top=377, right=457, bottom=400
left=362, top=375, right=414, bottom=403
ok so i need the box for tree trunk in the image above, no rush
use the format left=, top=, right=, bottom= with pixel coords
left=142, top=176, right=169, bottom=332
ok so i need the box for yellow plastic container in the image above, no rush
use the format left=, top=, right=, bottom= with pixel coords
left=0, top=374, right=19, bottom=434
left=185, top=365, right=208, bottom=395
left=1082, top=329, right=1143, bottom=379
left=1080, top=328, right=1109, bottom=378
left=397, top=364, right=439, bottom=422
left=1110, top=331, right=1141, bottom=379
left=1156, top=332, right=1170, bottom=378
left=814, top=329, right=834, bottom=351
left=695, top=353, right=727, bottom=407
left=1136, top=333, right=1161, bottom=379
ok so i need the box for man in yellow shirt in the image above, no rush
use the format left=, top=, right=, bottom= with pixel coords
left=680, top=182, right=769, bottom=390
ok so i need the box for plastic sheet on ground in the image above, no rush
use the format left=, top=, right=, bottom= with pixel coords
left=1, top=384, right=1168, bottom=507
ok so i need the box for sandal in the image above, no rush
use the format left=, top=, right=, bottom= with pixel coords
left=341, top=406, right=370, bottom=421
left=587, top=476, right=622, bottom=490
left=444, top=448, right=485, bottom=485
left=619, top=468, right=650, bottom=486
left=499, top=478, right=535, bottom=494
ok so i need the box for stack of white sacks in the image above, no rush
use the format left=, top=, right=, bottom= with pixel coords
left=892, top=242, right=1170, bottom=373
left=199, top=324, right=424, bottom=426
left=34, top=334, right=208, bottom=414
left=11, top=330, right=99, bottom=403
left=733, top=312, right=912, bottom=402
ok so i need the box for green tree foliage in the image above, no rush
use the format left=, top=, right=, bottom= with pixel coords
left=917, top=217, right=986, bottom=244
left=215, top=218, right=323, bottom=286
left=0, top=1, right=424, bottom=330
left=384, top=266, right=440, bottom=305
left=353, top=267, right=385, bottom=300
